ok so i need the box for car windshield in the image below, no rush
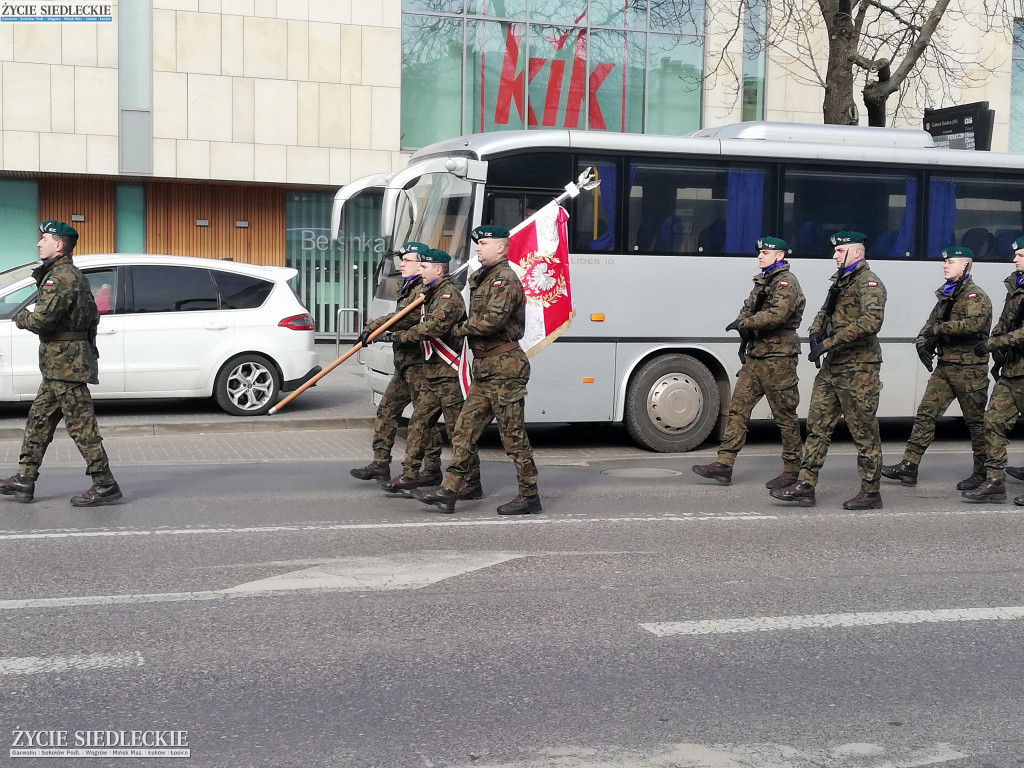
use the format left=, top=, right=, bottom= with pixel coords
left=0, top=262, right=39, bottom=293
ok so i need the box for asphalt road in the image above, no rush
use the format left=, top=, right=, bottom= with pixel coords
left=0, top=430, right=1022, bottom=768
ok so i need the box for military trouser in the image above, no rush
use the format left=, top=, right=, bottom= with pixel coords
left=404, top=377, right=479, bottom=483
left=371, top=364, right=443, bottom=473
left=798, top=360, right=882, bottom=493
left=718, top=355, right=801, bottom=471
left=18, top=379, right=114, bottom=484
left=904, top=362, right=988, bottom=474
left=981, top=374, right=1024, bottom=479
left=441, top=378, right=538, bottom=497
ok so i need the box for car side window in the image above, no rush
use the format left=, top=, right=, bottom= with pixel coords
left=84, top=268, right=118, bottom=314
left=130, top=265, right=220, bottom=313
left=0, top=283, right=37, bottom=320
left=213, top=271, right=273, bottom=309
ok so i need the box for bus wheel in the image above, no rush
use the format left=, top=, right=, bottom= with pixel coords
left=625, top=354, right=720, bottom=452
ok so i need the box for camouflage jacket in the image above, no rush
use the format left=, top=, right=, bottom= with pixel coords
left=989, top=272, right=1024, bottom=377
left=398, top=275, right=467, bottom=379
left=736, top=263, right=806, bottom=358
left=15, top=254, right=100, bottom=384
left=453, top=259, right=526, bottom=354
left=366, top=277, right=427, bottom=371
left=917, top=276, right=991, bottom=365
left=809, top=260, right=887, bottom=365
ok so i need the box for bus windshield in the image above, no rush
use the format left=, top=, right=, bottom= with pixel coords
left=378, top=170, right=476, bottom=298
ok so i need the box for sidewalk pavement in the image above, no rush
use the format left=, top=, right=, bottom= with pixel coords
left=0, top=344, right=377, bottom=439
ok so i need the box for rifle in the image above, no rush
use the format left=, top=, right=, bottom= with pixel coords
left=810, top=256, right=847, bottom=369
left=992, top=285, right=1024, bottom=381
left=925, top=261, right=970, bottom=361
left=739, top=284, right=769, bottom=364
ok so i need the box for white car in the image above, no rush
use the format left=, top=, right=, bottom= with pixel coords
left=0, top=254, right=320, bottom=416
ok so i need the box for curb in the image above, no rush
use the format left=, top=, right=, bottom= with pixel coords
left=0, top=417, right=377, bottom=440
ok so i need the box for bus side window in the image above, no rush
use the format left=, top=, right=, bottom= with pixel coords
left=575, top=160, right=617, bottom=252
left=783, top=167, right=918, bottom=259
left=927, top=175, right=1024, bottom=262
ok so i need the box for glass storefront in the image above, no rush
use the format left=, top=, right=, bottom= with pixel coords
left=402, top=1, right=705, bottom=148
left=285, top=191, right=384, bottom=337
left=0, top=180, right=39, bottom=271
left=1011, top=19, right=1024, bottom=153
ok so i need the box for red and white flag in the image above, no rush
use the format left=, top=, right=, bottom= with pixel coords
left=507, top=201, right=575, bottom=357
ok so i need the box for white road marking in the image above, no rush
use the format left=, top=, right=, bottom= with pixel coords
left=0, top=513, right=773, bottom=541
left=0, top=651, right=143, bottom=676
left=456, top=741, right=969, bottom=767
left=642, top=606, right=1024, bottom=637
left=0, top=552, right=525, bottom=611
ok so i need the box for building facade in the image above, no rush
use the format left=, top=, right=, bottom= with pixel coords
left=0, top=0, right=1017, bottom=335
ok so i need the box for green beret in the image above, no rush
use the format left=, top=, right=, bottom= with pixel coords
left=941, top=245, right=973, bottom=260
left=830, top=231, right=866, bottom=246
left=418, top=248, right=451, bottom=264
left=400, top=241, right=430, bottom=255
left=471, top=224, right=510, bottom=241
left=756, top=236, right=787, bottom=251
left=1012, top=236, right=1024, bottom=253
left=39, top=219, right=78, bottom=238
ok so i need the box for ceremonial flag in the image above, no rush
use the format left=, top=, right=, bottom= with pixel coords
left=507, top=200, right=575, bottom=356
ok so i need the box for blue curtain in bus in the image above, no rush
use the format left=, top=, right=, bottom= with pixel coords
left=927, top=178, right=957, bottom=259
left=724, top=171, right=764, bottom=254
left=590, top=163, right=617, bottom=251
left=886, top=177, right=917, bottom=258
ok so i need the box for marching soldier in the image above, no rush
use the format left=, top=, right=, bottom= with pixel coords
left=963, top=236, right=1024, bottom=504
left=770, top=231, right=887, bottom=509
left=0, top=220, right=122, bottom=506
left=881, top=246, right=991, bottom=491
left=412, top=224, right=541, bottom=515
left=692, top=236, right=805, bottom=488
left=350, top=242, right=444, bottom=486
left=378, top=248, right=482, bottom=498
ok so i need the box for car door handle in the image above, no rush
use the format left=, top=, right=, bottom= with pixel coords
left=204, top=324, right=229, bottom=331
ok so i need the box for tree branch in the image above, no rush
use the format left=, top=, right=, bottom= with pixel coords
left=863, top=0, right=924, bottom=32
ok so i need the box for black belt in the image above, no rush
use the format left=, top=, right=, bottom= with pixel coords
left=39, top=331, right=89, bottom=342
left=473, top=341, right=520, bottom=359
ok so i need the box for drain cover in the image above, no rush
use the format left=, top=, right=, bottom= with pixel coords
left=600, top=467, right=682, bottom=478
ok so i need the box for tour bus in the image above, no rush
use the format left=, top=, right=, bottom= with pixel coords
left=331, top=122, right=1024, bottom=452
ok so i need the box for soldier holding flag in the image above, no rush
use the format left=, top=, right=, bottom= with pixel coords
left=413, top=224, right=541, bottom=515
left=692, top=235, right=805, bottom=489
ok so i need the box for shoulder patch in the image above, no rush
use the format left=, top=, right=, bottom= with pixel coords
left=43, top=280, right=54, bottom=287
left=968, top=293, right=977, bottom=299
left=441, top=294, right=451, bottom=299
left=492, top=280, right=503, bottom=287
left=779, top=281, right=788, bottom=287
left=867, top=281, right=878, bottom=287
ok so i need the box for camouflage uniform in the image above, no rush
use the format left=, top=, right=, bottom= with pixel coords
left=902, top=278, right=991, bottom=472
left=396, top=275, right=480, bottom=482
left=364, top=277, right=443, bottom=474
left=718, top=263, right=806, bottom=470
left=799, top=260, right=887, bottom=492
left=13, top=253, right=114, bottom=484
left=441, top=258, right=538, bottom=497
left=979, top=273, right=1024, bottom=479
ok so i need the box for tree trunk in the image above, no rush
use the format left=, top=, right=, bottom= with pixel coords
left=819, top=0, right=859, bottom=125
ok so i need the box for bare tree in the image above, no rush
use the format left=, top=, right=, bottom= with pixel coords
left=705, top=0, right=1023, bottom=126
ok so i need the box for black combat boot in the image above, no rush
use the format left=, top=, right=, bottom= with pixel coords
left=410, top=486, right=458, bottom=513
left=880, top=459, right=918, bottom=486
left=962, top=478, right=1006, bottom=503
left=418, top=468, right=444, bottom=487
left=379, top=475, right=422, bottom=495
left=765, top=470, right=799, bottom=490
left=769, top=481, right=816, bottom=507
left=455, top=481, right=484, bottom=500
left=70, top=481, right=123, bottom=507
left=1014, top=495, right=1024, bottom=507
left=350, top=461, right=390, bottom=481
left=0, top=473, right=35, bottom=503
left=956, top=473, right=985, bottom=491
left=691, top=462, right=733, bottom=485
left=1004, top=466, right=1024, bottom=482
left=496, top=495, right=543, bottom=515
left=843, top=491, right=883, bottom=510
